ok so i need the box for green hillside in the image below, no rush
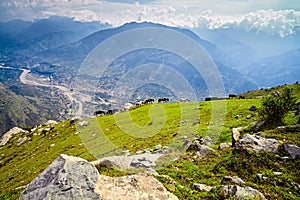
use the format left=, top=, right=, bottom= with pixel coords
left=0, top=82, right=69, bottom=136
left=0, top=83, right=299, bottom=199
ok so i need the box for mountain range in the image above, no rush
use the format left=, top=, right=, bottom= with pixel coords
left=0, top=17, right=299, bottom=133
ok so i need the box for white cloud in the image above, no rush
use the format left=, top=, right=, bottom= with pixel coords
left=0, top=0, right=300, bottom=37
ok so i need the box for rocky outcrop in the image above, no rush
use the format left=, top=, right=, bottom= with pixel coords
left=187, top=137, right=216, bottom=157
left=235, top=134, right=280, bottom=153
left=91, top=153, right=164, bottom=171
left=283, top=144, right=300, bottom=159
left=0, top=127, right=28, bottom=146
left=19, top=154, right=177, bottom=200
left=221, top=185, right=266, bottom=200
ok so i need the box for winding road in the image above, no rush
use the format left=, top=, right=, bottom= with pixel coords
left=1, top=66, right=83, bottom=117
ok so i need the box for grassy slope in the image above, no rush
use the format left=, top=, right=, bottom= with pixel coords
left=0, top=83, right=299, bottom=199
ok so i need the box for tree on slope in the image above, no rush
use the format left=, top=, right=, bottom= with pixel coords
left=259, top=87, right=296, bottom=127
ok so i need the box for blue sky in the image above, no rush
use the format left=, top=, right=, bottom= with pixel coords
left=0, top=0, right=299, bottom=37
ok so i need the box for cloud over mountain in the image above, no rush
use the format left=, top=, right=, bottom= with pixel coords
left=0, top=0, right=299, bottom=37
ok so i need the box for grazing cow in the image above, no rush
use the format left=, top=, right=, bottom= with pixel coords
left=135, top=101, right=143, bottom=106
left=144, top=98, right=155, bottom=104
left=229, top=94, right=237, bottom=98
left=94, top=110, right=106, bottom=116
left=158, top=97, right=169, bottom=103
left=106, top=110, right=113, bottom=115
left=238, top=96, right=246, bottom=99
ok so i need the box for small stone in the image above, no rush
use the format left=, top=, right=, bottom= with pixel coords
left=181, top=136, right=188, bottom=140
left=45, top=120, right=58, bottom=125
left=193, top=183, right=212, bottom=192
left=249, top=106, right=257, bottom=111
left=221, top=176, right=245, bottom=185
left=155, top=144, right=162, bottom=150
left=283, top=144, right=300, bottom=159
left=281, top=156, right=289, bottom=161
left=219, top=142, right=231, bottom=150
left=78, top=121, right=89, bottom=127
left=257, top=174, right=268, bottom=181
left=221, top=185, right=266, bottom=200
left=273, top=172, right=283, bottom=176
left=232, top=127, right=241, bottom=147
left=147, top=168, right=158, bottom=176
left=246, top=115, right=251, bottom=119
left=49, top=143, right=55, bottom=147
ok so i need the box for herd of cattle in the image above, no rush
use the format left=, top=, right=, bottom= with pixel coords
left=93, top=97, right=170, bottom=116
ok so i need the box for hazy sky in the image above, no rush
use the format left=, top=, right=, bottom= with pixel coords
left=0, top=0, right=299, bottom=37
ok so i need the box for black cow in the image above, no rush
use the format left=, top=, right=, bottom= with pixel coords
left=158, top=98, right=169, bottom=103
left=229, top=94, right=237, bottom=98
left=144, top=98, right=155, bottom=104
left=94, top=110, right=106, bottom=116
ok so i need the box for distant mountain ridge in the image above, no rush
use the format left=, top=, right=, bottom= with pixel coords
left=244, top=48, right=300, bottom=87
left=33, top=21, right=257, bottom=96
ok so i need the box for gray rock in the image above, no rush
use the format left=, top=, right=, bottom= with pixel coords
left=19, top=154, right=177, bottom=200
left=91, top=153, right=164, bottom=170
left=283, top=144, right=300, bottom=159
left=194, top=145, right=216, bottom=158
left=95, top=174, right=178, bottom=200
left=221, top=176, right=245, bottom=185
left=45, top=120, right=58, bottom=125
left=256, top=121, right=265, bottom=129
left=19, top=154, right=100, bottom=200
left=219, top=142, right=231, bottom=150
left=193, top=183, right=212, bottom=192
left=235, top=134, right=280, bottom=153
left=249, top=105, right=257, bottom=111
left=221, top=185, right=266, bottom=200
left=257, top=174, right=268, bottom=181
left=232, top=128, right=242, bottom=147
left=0, top=127, right=28, bottom=146
left=78, top=121, right=89, bottom=127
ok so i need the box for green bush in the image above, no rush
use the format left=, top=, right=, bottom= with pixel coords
left=259, top=87, right=296, bottom=127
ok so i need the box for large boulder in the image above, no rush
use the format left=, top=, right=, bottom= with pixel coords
left=19, top=154, right=177, bottom=200
left=95, top=174, right=178, bottom=200
left=221, top=185, right=266, bottom=200
left=0, top=127, right=28, bottom=146
left=19, top=154, right=100, bottom=200
left=235, top=134, right=280, bottom=153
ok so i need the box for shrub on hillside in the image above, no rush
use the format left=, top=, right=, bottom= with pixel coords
left=259, top=87, right=297, bottom=127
